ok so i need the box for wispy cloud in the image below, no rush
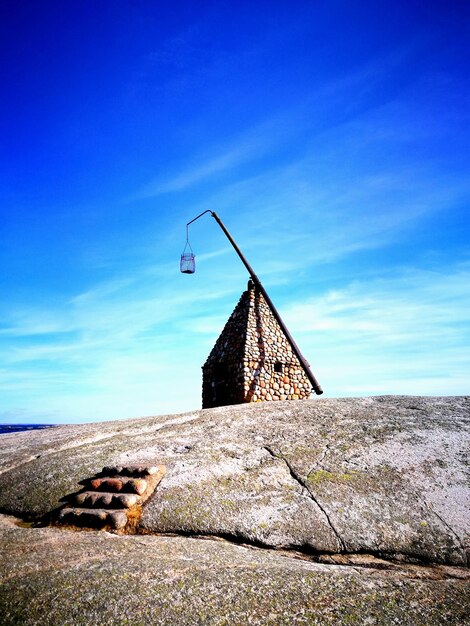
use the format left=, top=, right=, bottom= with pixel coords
left=139, top=145, right=253, bottom=196
left=133, top=117, right=293, bottom=199
left=284, top=262, right=470, bottom=396
left=0, top=279, right=218, bottom=422
left=3, top=20, right=469, bottom=425
left=132, top=38, right=433, bottom=202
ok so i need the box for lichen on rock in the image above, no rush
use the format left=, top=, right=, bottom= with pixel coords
left=0, top=396, right=469, bottom=624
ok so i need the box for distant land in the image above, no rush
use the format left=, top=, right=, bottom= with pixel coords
left=0, top=424, right=56, bottom=435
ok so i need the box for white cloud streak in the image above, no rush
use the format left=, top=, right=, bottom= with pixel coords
left=2, top=261, right=468, bottom=423
left=284, top=263, right=470, bottom=397
left=2, top=37, right=469, bottom=423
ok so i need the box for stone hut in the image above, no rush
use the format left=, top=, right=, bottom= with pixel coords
left=202, top=281, right=312, bottom=408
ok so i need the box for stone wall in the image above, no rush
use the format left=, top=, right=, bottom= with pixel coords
left=202, top=288, right=248, bottom=408
left=202, top=284, right=311, bottom=408
left=242, top=286, right=311, bottom=402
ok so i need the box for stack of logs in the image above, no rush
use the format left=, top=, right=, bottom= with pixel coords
left=58, top=465, right=165, bottom=531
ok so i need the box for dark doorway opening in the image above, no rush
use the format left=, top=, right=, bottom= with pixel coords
left=212, top=364, right=229, bottom=407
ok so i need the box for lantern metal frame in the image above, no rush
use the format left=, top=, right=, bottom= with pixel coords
left=180, top=225, right=195, bottom=274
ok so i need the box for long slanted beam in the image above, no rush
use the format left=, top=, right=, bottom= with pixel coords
left=186, top=210, right=323, bottom=395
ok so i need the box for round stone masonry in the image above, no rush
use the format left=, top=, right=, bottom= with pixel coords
left=56, top=465, right=166, bottom=531
left=202, top=283, right=313, bottom=408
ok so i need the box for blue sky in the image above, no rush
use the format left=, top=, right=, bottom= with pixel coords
left=1, top=1, right=469, bottom=424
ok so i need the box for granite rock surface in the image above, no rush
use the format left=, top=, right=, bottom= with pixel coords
left=1, top=514, right=468, bottom=626
left=0, top=396, right=469, bottom=624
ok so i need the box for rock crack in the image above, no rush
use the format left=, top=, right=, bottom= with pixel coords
left=264, top=445, right=346, bottom=551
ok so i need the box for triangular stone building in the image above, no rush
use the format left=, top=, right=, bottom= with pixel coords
left=202, top=281, right=312, bottom=408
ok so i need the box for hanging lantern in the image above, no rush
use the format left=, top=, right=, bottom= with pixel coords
left=180, top=229, right=195, bottom=274
left=180, top=251, right=195, bottom=274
